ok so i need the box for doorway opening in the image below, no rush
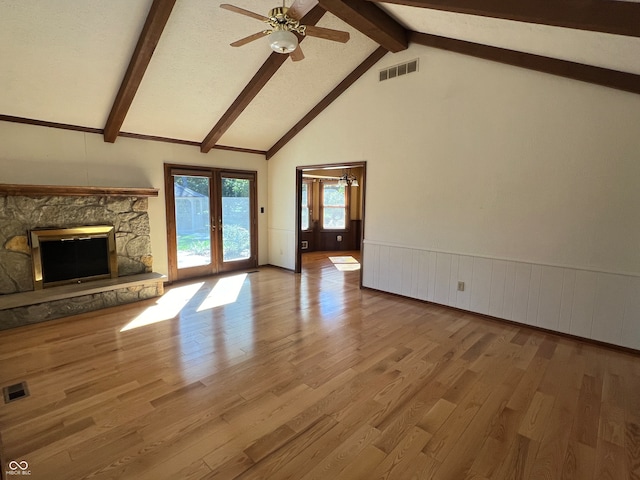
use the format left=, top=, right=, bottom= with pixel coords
left=295, top=162, right=366, bottom=283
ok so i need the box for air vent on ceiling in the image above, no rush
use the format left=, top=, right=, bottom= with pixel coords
left=379, top=59, right=418, bottom=82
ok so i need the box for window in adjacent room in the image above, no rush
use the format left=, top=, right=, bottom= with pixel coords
left=321, top=181, right=348, bottom=230
left=301, top=180, right=312, bottom=231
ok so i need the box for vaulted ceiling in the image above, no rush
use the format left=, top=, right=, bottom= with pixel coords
left=1, top=0, right=638, bottom=158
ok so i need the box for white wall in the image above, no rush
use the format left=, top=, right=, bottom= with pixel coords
left=268, top=43, right=640, bottom=348
left=0, top=122, right=269, bottom=276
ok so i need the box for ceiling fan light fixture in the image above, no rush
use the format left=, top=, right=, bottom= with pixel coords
left=269, top=29, right=298, bottom=54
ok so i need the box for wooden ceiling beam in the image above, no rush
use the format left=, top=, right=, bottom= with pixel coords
left=318, top=0, right=408, bottom=52
left=104, top=0, right=176, bottom=143
left=200, top=6, right=326, bottom=154
left=368, top=0, right=640, bottom=38
left=267, top=46, right=387, bottom=160
left=410, top=31, right=640, bottom=95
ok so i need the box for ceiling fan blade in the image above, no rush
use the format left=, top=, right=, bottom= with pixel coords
left=287, top=0, right=318, bottom=20
left=290, top=45, right=305, bottom=62
left=304, top=25, right=350, bottom=43
left=230, top=31, right=269, bottom=47
left=220, top=4, right=268, bottom=22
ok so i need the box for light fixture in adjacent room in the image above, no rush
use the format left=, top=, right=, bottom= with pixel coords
left=269, top=28, right=298, bottom=54
left=337, top=171, right=359, bottom=187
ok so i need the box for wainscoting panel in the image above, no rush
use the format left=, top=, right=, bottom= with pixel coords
left=537, top=266, right=564, bottom=331
left=591, top=273, right=628, bottom=346
left=622, top=276, right=640, bottom=349
left=502, top=261, right=517, bottom=321
left=558, top=268, right=576, bottom=334
left=526, top=265, right=543, bottom=326
left=512, top=263, right=532, bottom=325
left=388, top=247, right=404, bottom=295
left=448, top=255, right=460, bottom=309
left=362, top=241, right=640, bottom=349
left=417, top=249, right=430, bottom=301
left=456, top=256, right=474, bottom=310
left=570, top=270, right=598, bottom=339
left=434, top=252, right=452, bottom=306
left=488, top=259, right=507, bottom=319
left=470, top=257, right=492, bottom=316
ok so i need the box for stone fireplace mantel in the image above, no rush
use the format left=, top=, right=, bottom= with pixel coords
left=0, top=183, right=159, bottom=198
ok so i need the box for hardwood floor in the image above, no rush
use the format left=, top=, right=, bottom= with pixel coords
left=1, top=251, right=639, bottom=479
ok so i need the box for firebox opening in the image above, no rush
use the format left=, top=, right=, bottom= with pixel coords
left=30, top=225, right=118, bottom=290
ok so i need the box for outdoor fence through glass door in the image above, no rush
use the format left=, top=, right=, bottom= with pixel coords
left=174, top=175, right=212, bottom=270
left=165, top=165, right=257, bottom=281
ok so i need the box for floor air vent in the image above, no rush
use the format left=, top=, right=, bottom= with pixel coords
left=3, top=381, right=29, bottom=403
left=379, top=59, right=418, bottom=82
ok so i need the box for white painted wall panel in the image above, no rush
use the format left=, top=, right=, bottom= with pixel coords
left=502, top=261, right=517, bottom=321
left=362, top=242, right=376, bottom=289
left=448, top=255, right=460, bottom=307
left=402, top=248, right=415, bottom=298
left=591, top=273, right=629, bottom=345
left=427, top=252, right=437, bottom=303
left=512, top=263, right=532, bottom=324
left=537, top=266, right=565, bottom=331
left=434, top=253, right=452, bottom=305
left=378, top=245, right=391, bottom=292
left=488, top=260, right=507, bottom=318
left=558, top=269, right=576, bottom=334
left=456, top=256, right=474, bottom=310
left=526, top=265, right=543, bottom=326
left=388, top=247, right=404, bottom=295
left=621, top=276, right=640, bottom=350
left=470, top=257, right=492, bottom=315
left=569, top=270, right=597, bottom=338
left=417, top=250, right=430, bottom=301
left=410, top=250, right=420, bottom=298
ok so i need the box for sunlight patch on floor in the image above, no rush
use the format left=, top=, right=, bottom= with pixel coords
left=329, top=256, right=360, bottom=271
left=196, top=273, right=247, bottom=312
left=329, top=256, right=359, bottom=264
left=334, top=263, right=361, bottom=271
left=120, top=282, right=204, bottom=332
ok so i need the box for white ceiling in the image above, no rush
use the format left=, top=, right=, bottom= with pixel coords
left=0, top=0, right=637, bottom=153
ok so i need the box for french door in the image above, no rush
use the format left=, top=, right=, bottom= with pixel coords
left=165, top=164, right=257, bottom=282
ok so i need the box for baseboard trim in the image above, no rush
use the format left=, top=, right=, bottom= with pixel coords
left=361, top=285, right=640, bottom=356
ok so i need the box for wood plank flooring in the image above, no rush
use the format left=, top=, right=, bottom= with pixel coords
left=1, top=251, right=639, bottom=479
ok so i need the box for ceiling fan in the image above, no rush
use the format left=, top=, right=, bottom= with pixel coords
left=220, top=2, right=350, bottom=61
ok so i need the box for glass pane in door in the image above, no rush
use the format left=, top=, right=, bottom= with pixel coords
left=174, top=175, right=211, bottom=269
left=221, top=177, right=251, bottom=262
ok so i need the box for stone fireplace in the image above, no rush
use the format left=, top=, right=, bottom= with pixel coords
left=0, top=184, right=164, bottom=330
